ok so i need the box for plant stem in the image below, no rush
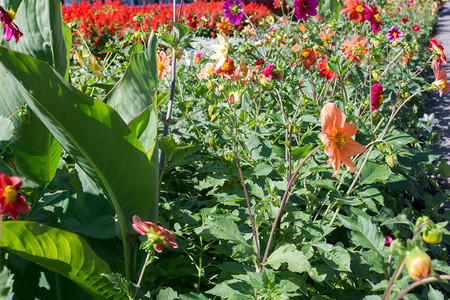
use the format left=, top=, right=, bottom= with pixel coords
left=133, top=251, right=151, bottom=300
left=261, top=146, right=320, bottom=266
left=234, top=153, right=261, bottom=266
left=393, top=275, right=450, bottom=300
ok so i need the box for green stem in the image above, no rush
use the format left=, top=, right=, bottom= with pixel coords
left=133, top=251, right=152, bottom=300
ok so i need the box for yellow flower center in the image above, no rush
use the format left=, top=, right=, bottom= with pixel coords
left=353, top=44, right=363, bottom=55
left=223, top=62, right=231, bottom=71
left=207, top=68, right=213, bottom=74
left=333, top=132, right=348, bottom=149
left=220, top=48, right=226, bottom=54
left=374, top=14, right=381, bottom=23
left=302, top=50, right=309, bottom=58
left=392, top=32, right=397, bottom=37
left=3, top=185, right=18, bottom=204
left=325, top=63, right=331, bottom=71
left=7, top=8, right=16, bottom=21
left=157, top=62, right=164, bottom=71
left=433, top=79, right=446, bottom=89
left=356, top=5, right=364, bottom=13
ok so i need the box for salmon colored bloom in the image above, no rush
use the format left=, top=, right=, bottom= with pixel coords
left=197, top=62, right=215, bottom=80
left=0, top=172, right=30, bottom=220
left=432, top=60, right=450, bottom=97
left=342, top=35, right=370, bottom=64
left=428, top=38, right=447, bottom=67
left=320, top=103, right=366, bottom=177
left=132, top=215, right=178, bottom=253
left=299, top=48, right=317, bottom=69
left=342, top=0, right=366, bottom=23
left=216, top=17, right=231, bottom=35
left=316, top=57, right=337, bottom=81
left=157, top=51, right=171, bottom=80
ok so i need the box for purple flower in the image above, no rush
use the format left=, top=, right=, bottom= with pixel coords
left=364, top=4, right=382, bottom=33
left=293, top=0, right=319, bottom=22
left=261, top=64, right=281, bottom=80
left=0, top=6, right=22, bottom=43
left=386, top=26, right=403, bottom=42
left=222, top=0, right=244, bottom=26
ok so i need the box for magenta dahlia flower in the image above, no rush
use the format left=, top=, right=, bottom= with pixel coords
left=412, top=24, right=420, bottom=33
left=364, top=4, right=382, bottom=33
left=0, top=6, right=22, bottom=43
left=222, top=0, right=244, bottom=25
left=386, top=26, right=403, bottom=42
left=371, top=83, right=383, bottom=110
left=293, top=0, right=319, bottom=22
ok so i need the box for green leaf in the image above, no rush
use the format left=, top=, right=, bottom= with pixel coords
left=179, top=293, right=210, bottom=300
left=0, top=47, right=157, bottom=277
left=314, top=244, right=351, bottom=272
left=0, top=266, right=14, bottom=298
left=339, top=215, right=385, bottom=255
left=428, top=286, right=444, bottom=300
left=158, top=34, right=176, bottom=48
left=61, top=20, right=73, bottom=80
left=359, top=162, right=390, bottom=185
left=0, top=116, right=14, bottom=143
left=157, top=287, right=178, bottom=300
left=251, top=163, right=273, bottom=177
left=438, top=160, right=450, bottom=180
left=205, top=216, right=247, bottom=245
left=11, top=0, right=68, bottom=76
left=160, top=134, right=201, bottom=171
left=170, top=22, right=190, bottom=41
left=267, top=244, right=310, bottom=273
left=0, top=0, right=67, bottom=184
left=1, top=221, right=122, bottom=300
left=104, top=34, right=159, bottom=123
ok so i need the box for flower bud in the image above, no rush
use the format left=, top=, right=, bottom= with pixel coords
left=422, top=229, right=443, bottom=244
left=392, top=41, right=399, bottom=48
left=415, top=216, right=431, bottom=228
left=289, top=124, right=299, bottom=134
left=218, top=85, right=225, bottom=92
left=372, top=70, right=381, bottom=82
left=405, top=248, right=433, bottom=281
left=208, top=139, right=215, bottom=148
left=208, top=105, right=216, bottom=118
left=385, top=153, right=398, bottom=168
left=206, top=82, right=214, bottom=91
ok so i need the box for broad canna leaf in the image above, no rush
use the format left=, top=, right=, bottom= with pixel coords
left=104, top=33, right=159, bottom=124
left=0, top=46, right=156, bottom=278
left=1, top=221, right=125, bottom=300
left=0, top=0, right=69, bottom=184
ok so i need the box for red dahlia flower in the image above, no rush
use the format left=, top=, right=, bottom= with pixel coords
left=342, top=0, right=366, bottom=23
left=0, top=6, right=22, bottom=43
left=316, top=57, right=337, bottom=81
left=428, top=38, right=447, bottom=67
left=299, top=48, right=317, bottom=69
left=132, top=215, right=178, bottom=253
left=0, top=172, right=30, bottom=220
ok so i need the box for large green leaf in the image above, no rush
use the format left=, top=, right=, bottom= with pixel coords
left=11, top=0, right=68, bottom=75
left=1, top=221, right=124, bottom=300
left=104, top=34, right=158, bottom=123
left=0, top=0, right=69, bottom=184
left=0, top=76, right=62, bottom=185
left=0, top=47, right=156, bottom=278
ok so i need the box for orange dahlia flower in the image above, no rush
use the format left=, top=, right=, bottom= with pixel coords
left=320, top=103, right=366, bottom=177
left=216, top=17, right=231, bottom=36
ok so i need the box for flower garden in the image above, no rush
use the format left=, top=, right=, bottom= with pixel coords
left=0, top=0, right=450, bottom=299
